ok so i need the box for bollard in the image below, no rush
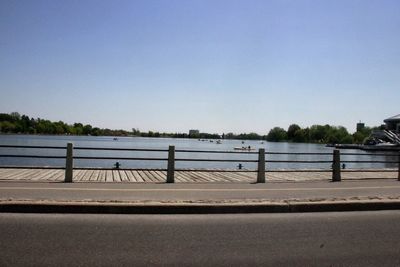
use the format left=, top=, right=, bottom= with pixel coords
left=167, top=145, right=175, bottom=183
left=332, top=149, right=341, bottom=182
left=257, top=148, right=265, bottom=183
left=65, top=143, right=73, bottom=183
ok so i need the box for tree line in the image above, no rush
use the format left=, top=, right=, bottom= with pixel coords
left=0, top=112, right=377, bottom=144
left=265, top=124, right=381, bottom=144
left=0, top=112, right=129, bottom=136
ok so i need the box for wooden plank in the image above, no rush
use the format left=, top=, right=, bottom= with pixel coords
left=50, top=170, right=65, bottom=181
left=187, top=171, right=212, bottom=183
left=0, top=169, right=17, bottom=179
left=204, top=172, right=232, bottom=182
left=153, top=171, right=166, bottom=182
left=119, top=170, right=129, bottom=182
left=174, top=171, right=188, bottom=182
left=112, top=170, right=121, bottom=182
left=215, top=172, right=242, bottom=182
left=310, top=172, right=330, bottom=180
left=236, top=171, right=257, bottom=179
left=183, top=171, right=211, bottom=182
left=42, top=169, right=61, bottom=181
left=1, top=169, right=34, bottom=180
left=177, top=171, right=195, bottom=182
left=29, top=170, right=51, bottom=181
left=132, top=170, right=145, bottom=182
left=191, top=172, right=216, bottom=182
left=21, top=169, right=45, bottom=180
left=231, top=171, right=256, bottom=181
left=0, top=169, right=21, bottom=180
left=89, top=170, right=99, bottom=181
left=78, top=170, right=89, bottom=181
left=30, top=169, right=49, bottom=181
left=81, top=170, right=94, bottom=181
left=73, top=170, right=86, bottom=182
left=125, top=170, right=136, bottom=182
left=202, top=172, right=225, bottom=182
left=173, top=171, right=184, bottom=182
left=231, top=172, right=255, bottom=182
left=105, top=170, right=113, bottom=182
left=266, top=172, right=286, bottom=181
left=144, top=170, right=162, bottom=182
left=212, top=172, right=241, bottom=182
left=98, top=170, right=106, bottom=182
left=138, top=171, right=155, bottom=183
left=10, top=169, right=29, bottom=180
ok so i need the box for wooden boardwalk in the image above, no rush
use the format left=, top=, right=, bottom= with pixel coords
left=0, top=168, right=398, bottom=183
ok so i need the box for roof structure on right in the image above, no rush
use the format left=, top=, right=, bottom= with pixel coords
left=384, top=114, right=400, bottom=122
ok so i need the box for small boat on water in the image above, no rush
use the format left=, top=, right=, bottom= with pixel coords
left=234, top=146, right=255, bottom=151
left=113, top=137, right=118, bottom=141
left=216, top=140, right=222, bottom=144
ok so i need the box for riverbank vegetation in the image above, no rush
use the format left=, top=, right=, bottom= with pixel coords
left=0, top=112, right=378, bottom=144
left=265, top=124, right=380, bottom=144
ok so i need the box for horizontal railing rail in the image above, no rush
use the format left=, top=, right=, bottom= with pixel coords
left=0, top=145, right=66, bottom=149
left=341, top=152, right=400, bottom=156
left=265, top=152, right=333, bottom=155
left=74, top=156, right=168, bottom=161
left=74, top=147, right=169, bottom=152
left=0, top=143, right=399, bottom=183
left=265, top=160, right=333, bottom=163
left=0, top=155, right=66, bottom=159
left=341, top=160, right=399, bottom=164
left=176, top=149, right=258, bottom=154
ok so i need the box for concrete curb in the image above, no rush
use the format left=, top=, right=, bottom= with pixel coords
left=1, top=200, right=400, bottom=214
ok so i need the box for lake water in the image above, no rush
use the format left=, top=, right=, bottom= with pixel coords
left=0, top=135, right=397, bottom=170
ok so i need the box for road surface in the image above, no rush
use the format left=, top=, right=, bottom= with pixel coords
left=1, top=211, right=400, bottom=266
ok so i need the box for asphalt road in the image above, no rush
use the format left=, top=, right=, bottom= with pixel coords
left=1, top=180, right=400, bottom=203
left=1, top=211, right=400, bottom=266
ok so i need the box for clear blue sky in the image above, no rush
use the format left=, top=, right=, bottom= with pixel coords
left=1, top=0, right=399, bottom=134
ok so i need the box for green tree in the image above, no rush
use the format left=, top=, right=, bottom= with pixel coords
left=287, top=124, right=301, bottom=141
left=73, top=123, right=84, bottom=135
left=353, top=127, right=372, bottom=144
left=266, top=127, right=287, bottom=142
left=0, top=121, right=16, bottom=133
left=293, top=128, right=309, bottom=143
left=309, top=125, right=330, bottom=142
left=83, top=124, right=93, bottom=135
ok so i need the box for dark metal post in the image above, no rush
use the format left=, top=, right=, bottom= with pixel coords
left=332, top=149, right=341, bottom=182
left=167, top=145, right=175, bottom=183
left=257, top=148, right=265, bottom=183
left=398, top=154, right=400, bottom=181
left=65, top=143, right=73, bottom=183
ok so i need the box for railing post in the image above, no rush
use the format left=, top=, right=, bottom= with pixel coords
left=65, top=143, right=73, bottom=183
left=332, top=149, right=341, bottom=182
left=257, top=148, right=265, bottom=183
left=398, top=154, right=400, bottom=181
left=167, top=145, right=175, bottom=183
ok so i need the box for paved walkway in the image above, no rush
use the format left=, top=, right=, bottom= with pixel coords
left=1, top=180, right=400, bottom=204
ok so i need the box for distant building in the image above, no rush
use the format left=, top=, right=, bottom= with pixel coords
left=189, top=129, right=200, bottom=137
left=356, top=122, right=365, bottom=132
left=384, top=114, right=400, bottom=133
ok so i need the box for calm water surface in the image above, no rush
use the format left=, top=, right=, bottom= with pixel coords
left=0, top=135, right=397, bottom=170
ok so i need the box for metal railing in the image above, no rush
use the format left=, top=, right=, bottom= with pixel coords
left=0, top=143, right=399, bottom=183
